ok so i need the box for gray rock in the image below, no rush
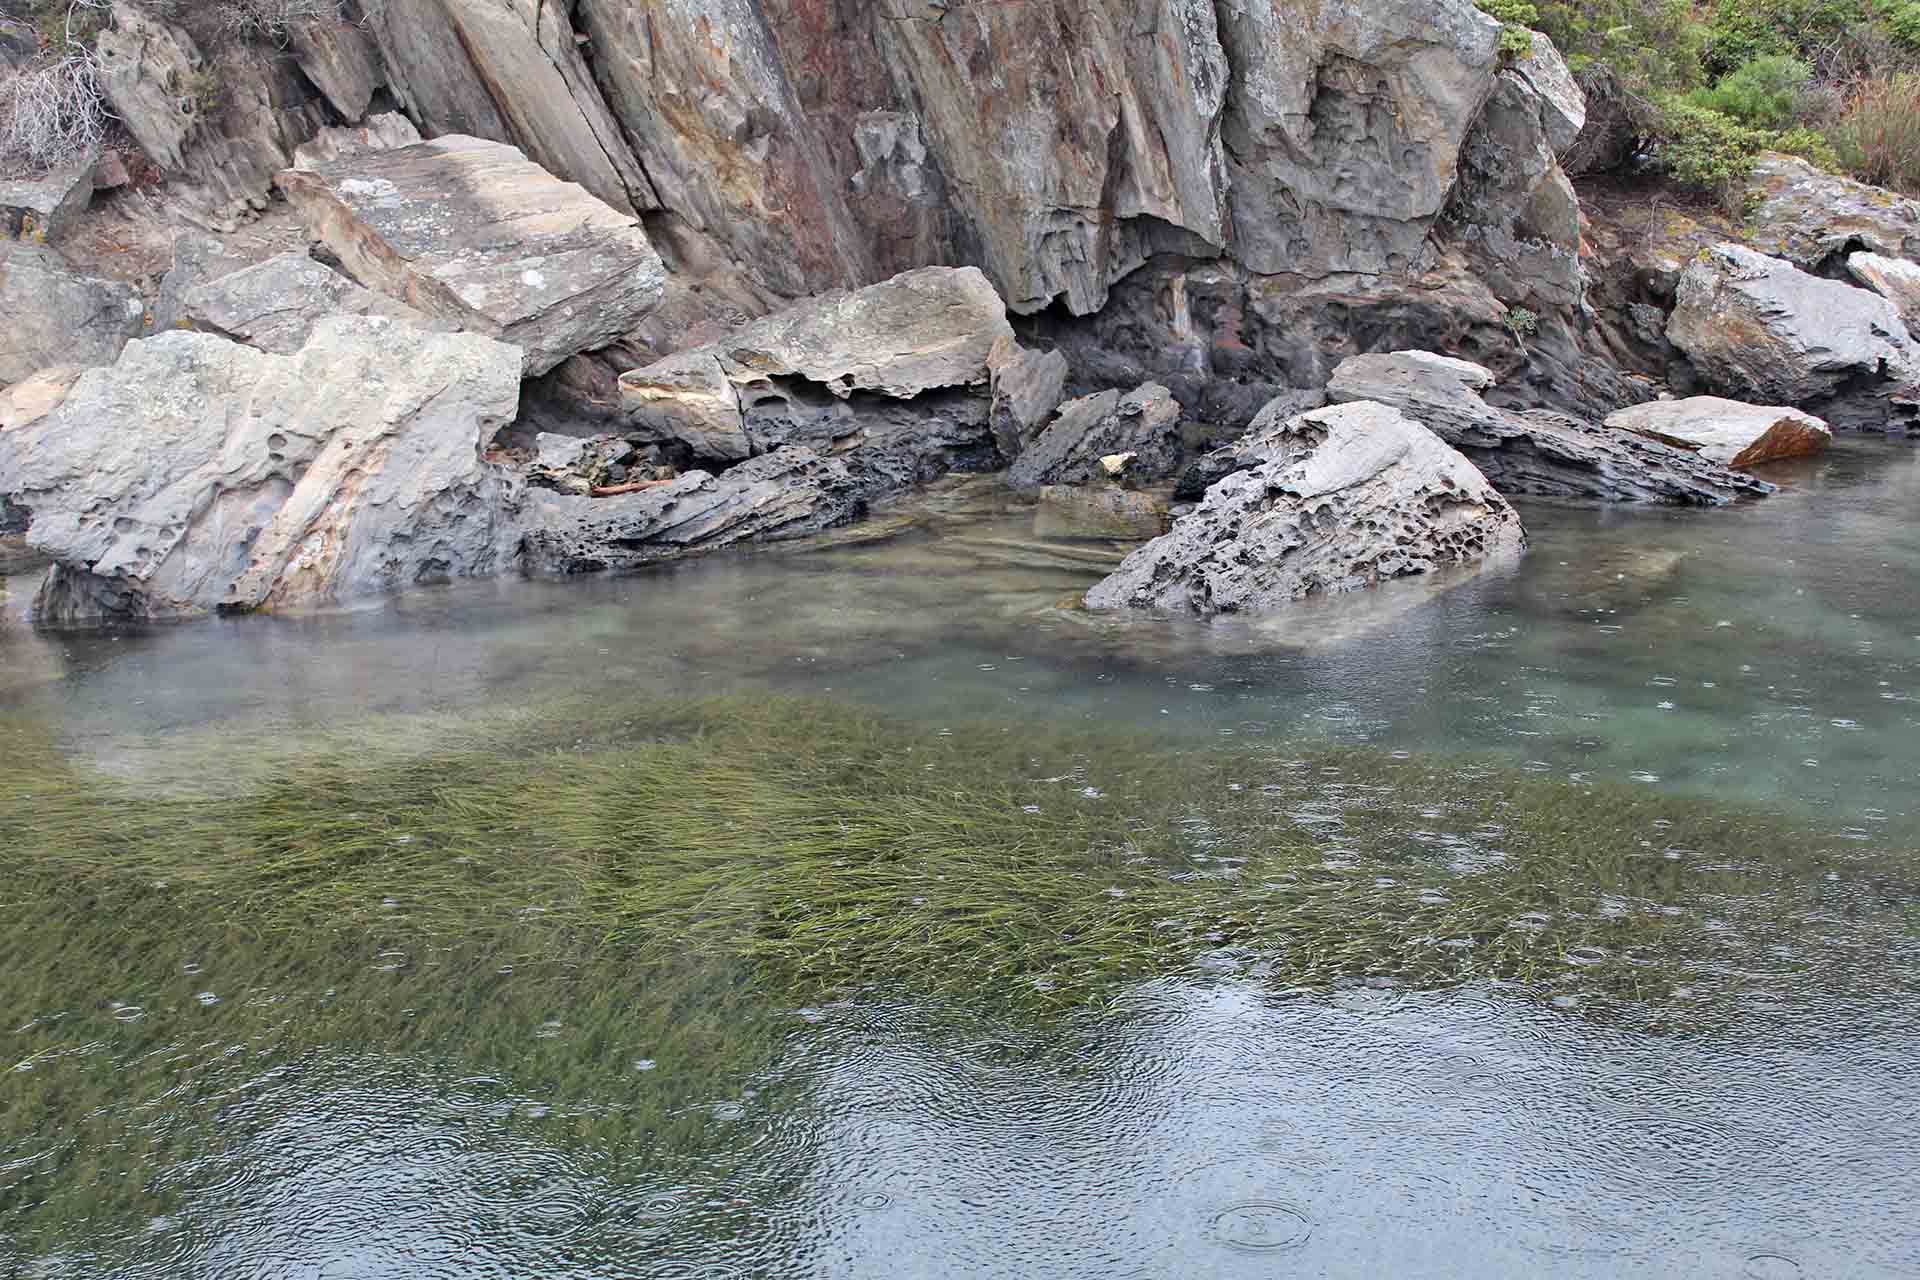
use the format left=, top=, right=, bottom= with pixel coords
left=0, top=242, right=144, bottom=384
left=0, top=161, right=96, bottom=242
left=1511, top=31, right=1586, bottom=156
left=287, top=15, right=387, bottom=120
left=0, top=366, right=84, bottom=433
left=987, top=337, right=1069, bottom=462
left=521, top=446, right=863, bottom=574
left=1848, top=252, right=1920, bottom=332
left=620, top=266, right=1014, bottom=492
left=291, top=114, right=423, bottom=170
left=1085, top=400, right=1525, bottom=615
left=278, top=135, right=667, bottom=376
left=1667, top=243, right=1918, bottom=432
left=152, top=234, right=252, bottom=334
left=0, top=319, right=525, bottom=623
left=1746, top=153, right=1920, bottom=273
left=1007, top=384, right=1183, bottom=490
left=182, top=252, right=456, bottom=354
left=1327, top=351, right=1773, bottom=504
left=1605, top=397, right=1831, bottom=468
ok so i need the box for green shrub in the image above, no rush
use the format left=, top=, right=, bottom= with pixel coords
left=1534, top=0, right=1709, bottom=92
left=1890, top=1, right=1920, bottom=50
left=1771, top=124, right=1842, bottom=168
left=1650, top=101, right=1772, bottom=196
left=1477, top=0, right=1542, bottom=21
left=1829, top=71, right=1920, bottom=192
left=1687, top=54, right=1813, bottom=127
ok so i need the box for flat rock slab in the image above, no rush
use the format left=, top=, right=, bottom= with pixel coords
left=0, top=242, right=145, bottom=385
left=1085, top=399, right=1525, bottom=616
left=184, top=251, right=459, bottom=354
left=1606, top=396, right=1831, bottom=468
left=0, top=318, right=525, bottom=623
left=1327, top=351, right=1774, bottom=504
left=1667, top=243, right=1917, bottom=433
left=277, top=135, right=666, bottom=375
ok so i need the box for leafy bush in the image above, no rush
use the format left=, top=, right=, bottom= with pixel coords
left=1649, top=101, right=1772, bottom=197
left=1829, top=71, right=1920, bottom=192
left=1686, top=53, right=1813, bottom=127
left=1772, top=125, right=1842, bottom=168
left=1534, top=0, right=1709, bottom=92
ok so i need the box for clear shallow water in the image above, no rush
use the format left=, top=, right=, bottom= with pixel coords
left=3, top=439, right=1919, bottom=1277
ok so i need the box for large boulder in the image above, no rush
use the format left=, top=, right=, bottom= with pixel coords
left=182, top=252, right=457, bottom=354
left=1327, top=352, right=1773, bottom=504
left=1084, top=400, right=1525, bottom=616
left=1006, top=384, right=1183, bottom=490
left=1745, top=154, right=1920, bottom=274
left=1605, top=397, right=1831, bottom=468
left=1848, top=252, right=1920, bottom=332
left=521, top=446, right=862, bottom=574
left=0, top=243, right=144, bottom=384
left=620, top=266, right=1014, bottom=488
left=0, top=319, right=525, bottom=623
left=1666, top=243, right=1918, bottom=432
left=277, top=135, right=667, bottom=376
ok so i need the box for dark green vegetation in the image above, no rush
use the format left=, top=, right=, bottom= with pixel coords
left=1481, top=0, right=1920, bottom=196
left=2, top=690, right=1916, bottom=1261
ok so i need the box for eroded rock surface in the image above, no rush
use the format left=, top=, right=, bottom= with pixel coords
left=1667, top=243, right=1918, bottom=432
left=0, top=243, right=144, bottom=384
left=1007, top=384, right=1183, bottom=490
left=522, top=446, right=862, bottom=574
left=278, top=135, right=666, bottom=375
left=1085, top=400, right=1525, bottom=616
left=1327, top=352, right=1772, bottom=504
left=1606, top=397, right=1831, bottom=468
left=1745, top=154, right=1920, bottom=273
left=0, top=319, right=525, bottom=622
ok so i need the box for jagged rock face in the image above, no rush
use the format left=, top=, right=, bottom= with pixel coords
left=521, top=446, right=863, bottom=574
left=1007, top=384, right=1184, bottom=490
left=0, top=243, right=145, bottom=384
left=183, top=252, right=456, bottom=354
left=1, top=162, right=96, bottom=242
left=621, top=266, right=1012, bottom=462
left=1667, top=243, right=1918, bottom=432
left=987, top=338, right=1070, bottom=463
left=1605, top=397, right=1831, bottom=468
left=1327, top=352, right=1774, bottom=505
left=1084, top=400, right=1525, bottom=616
left=1849, top=252, right=1920, bottom=331
left=278, top=135, right=667, bottom=376
left=1746, top=154, right=1920, bottom=274
left=0, top=320, right=525, bottom=623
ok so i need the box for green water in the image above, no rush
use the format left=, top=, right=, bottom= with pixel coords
left=2, top=442, right=1917, bottom=1278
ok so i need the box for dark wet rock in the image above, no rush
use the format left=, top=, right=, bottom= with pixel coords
left=1007, top=384, right=1182, bottom=491
left=737, top=383, right=996, bottom=500
left=1605, top=397, right=1831, bottom=468
left=278, top=135, right=667, bottom=376
left=182, top=252, right=456, bottom=354
left=1745, top=154, right=1920, bottom=274
left=1085, top=399, right=1525, bottom=616
left=521, top=446, right=863, bottom=574
left=1, top=161, right=95, bottom=242
left=1327, top=352, right=1773, bottom=505
left=1666, top=243, right=1918, bottom=433
left=987, top=337, right=1069, bottom=463
left=0, top=319, right=525, bottom=623
left=0, top=242, right=144, bottom=384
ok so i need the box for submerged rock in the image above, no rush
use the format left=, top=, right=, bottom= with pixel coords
left=521, top=447, right=863, bottom=574
left=1327, top=352, right=1773, bottom=504
left=0, top=319, right=524, bottom=623
left=1666, top=243, right=1918, bottom=432
left=182, top=252, right=456, bottom=354
left=0, top=243, right=144, bottom=384
left=278, top=135, right=666, bottom=375
left=1606, top=397, right=1831, bottom=468
left=1007, top=384, right=1183, bottom=490
left=1084, top=400, right=1524, bottom=616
